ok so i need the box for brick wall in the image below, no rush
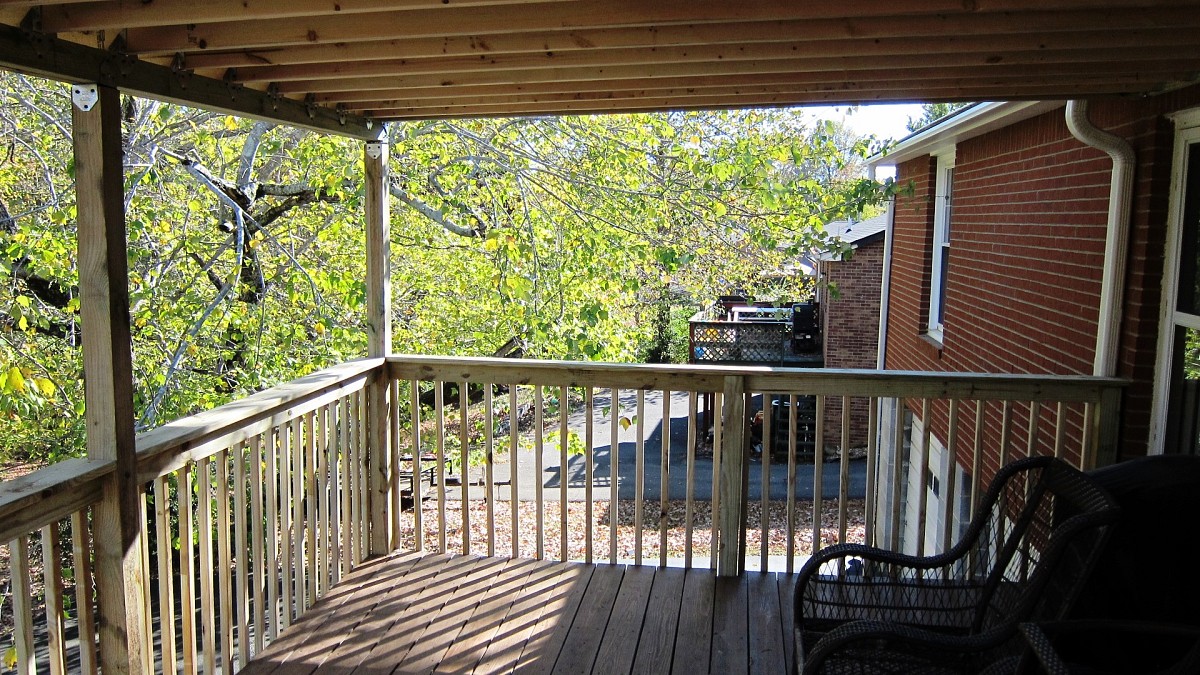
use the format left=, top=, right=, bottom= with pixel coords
left=884, top=85, right=1200, bottom=472
left=820, top=238, right=884, bottom=447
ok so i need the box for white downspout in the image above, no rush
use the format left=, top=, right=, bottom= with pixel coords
left=876, top=197, right=895, bottom=369
left=1065, top=100, right=1135, bottom=377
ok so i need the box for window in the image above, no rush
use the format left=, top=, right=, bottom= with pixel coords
left=1154, top=116, right=1200, bottom=454
left=929, top=152, right=955, bottom=341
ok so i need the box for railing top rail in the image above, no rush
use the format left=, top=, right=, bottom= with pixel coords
left=386, top=354, right=1127, bottom=402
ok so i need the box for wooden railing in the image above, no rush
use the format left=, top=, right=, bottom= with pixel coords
left=0, top=358, right=380, bottom=675
left=0, top=355, right=1124, bottom=673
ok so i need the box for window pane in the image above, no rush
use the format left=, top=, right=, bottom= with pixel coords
left=1175, top=144, right=1200, bottom=315
left=935, top=247, right=949, bottom=326
left=1166, top=326, right=1200, bottom=455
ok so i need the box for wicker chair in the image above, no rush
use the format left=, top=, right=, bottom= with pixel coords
left=793, top=455, right=1119, bottom=674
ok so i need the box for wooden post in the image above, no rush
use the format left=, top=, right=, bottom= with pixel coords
left=716, top=375, right=746, bottom=577
left=365, top=139, right=393, bottom=555
left=1092, top=385, right=1122, bottom=468
left=74, top=84, right=148, bottom=675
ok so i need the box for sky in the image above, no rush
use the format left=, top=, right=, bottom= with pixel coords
left=805, top=103, right=927, bottom=144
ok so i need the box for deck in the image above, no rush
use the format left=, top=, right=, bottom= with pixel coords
left=241, top=552, right=797, bottom=674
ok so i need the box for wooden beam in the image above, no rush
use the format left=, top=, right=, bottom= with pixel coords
left=170, top=24, right=1200, bottom=72
left=39, top=0, right=581, bottom=32
left=74, top=83, right=148, bottom=675
left=0, top=23, right=378, bottom=139
left=337, top=77, right=1147, bottom=113
left=233, top=43, right=1200, bottom=85
left=122, top=2, right=1194, bottom=55
left=274, top=59, right=1197, bottom=95
left=365, top=140, right=392, bottom=555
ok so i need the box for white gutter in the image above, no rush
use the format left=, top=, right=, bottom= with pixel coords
left=876, top=198, right=895, bottom=369
left=1065, top=100, right=1135, bottom=377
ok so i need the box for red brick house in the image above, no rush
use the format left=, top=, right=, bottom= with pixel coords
left=817, top=211, right=888, bottom=447
left=869, top=89, right=1200, bottom=551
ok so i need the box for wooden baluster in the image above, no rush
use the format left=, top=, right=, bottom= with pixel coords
left=250, top=436, right=266, bottom=656
left=459, top=384, right=471, bottom=556
left=659, top=391, right=672, bottom=569
left=839, top=396, right=851, bottom=555
left=435, top=384, right=447, bottom=554
left=813, top=395, right=826, bottom=557
left=278, top=424, right=292, bottom=631
left=761, top=393, right=772, bottom=571
left=685, top=391, right=697, bottom=570
left=292, top=415, right=306, bottom=618
left=534, top=386, right=545, bottom=560
left=510, top=385, right=520, bottom=559
left=864, top=398, right=879, bottom=549
left=1026, top=401, right=1041, bottom=458
left=710, top=389, right=723, bottom=572
left=71, top=511, right=97, bottom=675
left=1053, top=402, right=1067, bottom=460
left=889, top=400, right=905, bottom=555
left=266, top=428, right=281, bottom=639
left=233, top=442, right=250, bottom=667
left=916, top=398, right=932, bottom=558
left=41, top=523, right=66, bottom=675
left=12, top=536, right=35, bottom=675
left=786, top=394, right=798, bottom=574
left=216, top=450, right=235, bottom=674
left=585, top=387, right=594, bottom=564
left=197, top=458, right=217, bottom=673
left=559, top=386, right=569, bottom=561
left=153, top=477, right=177, bottom=673
left=609, top=387, right=619, bottom=564
left=412, top=380, right=424, bottom=552
left=485, top=384, right=496, bottom=557
left=305, top=411, right=319, bottom=608
left=716, top=377, right=746, bottom=577
left=179, top=464, right=198, bottom=673
left=635, top=389, right=645, bottom=566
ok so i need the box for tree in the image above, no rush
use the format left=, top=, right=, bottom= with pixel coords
left=906, top=103, right=972, bottom=133
left=0, top=73, right=891, bottom=462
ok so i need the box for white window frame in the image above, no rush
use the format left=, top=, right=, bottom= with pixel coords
left=1150, top=109, right=1200, bottom=453
left=928, top=150, right=956, bottom=342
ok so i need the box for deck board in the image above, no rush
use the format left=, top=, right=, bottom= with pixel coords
left=245, top=553, right=796, bottom=675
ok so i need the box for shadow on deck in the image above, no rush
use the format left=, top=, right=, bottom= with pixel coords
left=241, top=551, right=796, bottom=674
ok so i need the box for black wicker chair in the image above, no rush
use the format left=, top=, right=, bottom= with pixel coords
left=793, top=456, right=1120, bottom=674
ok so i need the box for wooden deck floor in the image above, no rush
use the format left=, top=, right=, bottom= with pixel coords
left=242, top=551, right=797, bottom=674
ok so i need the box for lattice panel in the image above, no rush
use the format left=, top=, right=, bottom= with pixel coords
left=690, top=321, right=788, bottom=363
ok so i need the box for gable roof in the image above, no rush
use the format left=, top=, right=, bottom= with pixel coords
left=1, top=3, right=1199, bottom=134
left=869, top=101, right=1065, bottom=167
left=818, top=210, right=888, bottom=261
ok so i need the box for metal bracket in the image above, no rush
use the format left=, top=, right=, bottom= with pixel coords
left=304, top=94, right=318, bottom=120
left=365, top=141, right=385, bottom=160
left=19, top=7, right=41, bottom=33
left=266, top=83, right=282, bottom=111
left=171, top=52, right=193, bottom=89
left=72, top=84, right=99, bottom=112
left=336, top=104, right=347, bottom=126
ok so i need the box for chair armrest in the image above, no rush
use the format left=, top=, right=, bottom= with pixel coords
left=801, top=619, right=1014, bottom=674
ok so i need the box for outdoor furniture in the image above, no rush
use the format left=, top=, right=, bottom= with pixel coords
left=1013, top=621, right=1200, bottom=674
left=793, top=455, right=1119, bottom=674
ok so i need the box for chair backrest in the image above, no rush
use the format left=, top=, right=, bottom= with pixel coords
left=959, top=456, right=1118, bottom=633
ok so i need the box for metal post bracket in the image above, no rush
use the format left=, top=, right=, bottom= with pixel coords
left=365, top=141, right=385, bottom=160
left=72, top=84, right=98, bottom=111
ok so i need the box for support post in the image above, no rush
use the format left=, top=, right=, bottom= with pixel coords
left=74, top=83, right=148, bottom=675
left=365, top=139, right=393, bottom=555
left=1093, top=385, right=1122, bottom=468
left=716, top=375, right=747, bottom=576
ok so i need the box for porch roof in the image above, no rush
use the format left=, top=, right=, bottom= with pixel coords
left=1, top=1, right=1198, bottom=138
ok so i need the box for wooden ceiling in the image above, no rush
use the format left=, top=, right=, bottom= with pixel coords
left=1, top=0, right=1199, bottom=136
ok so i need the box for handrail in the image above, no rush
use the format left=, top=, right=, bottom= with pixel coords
left=387, top=354, right=1125, bottom=402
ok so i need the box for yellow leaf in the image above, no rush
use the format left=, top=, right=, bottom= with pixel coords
left=4, top=645, right=17, bottom=669
left=619, top=416, right=631, bottom=431
left=314, top=323, right=326, bottom=335
left=35, top=378, right=55, bottom=396
left=8, top=367, right=26, bottom=394
left=186, top=345, right=199, bottom=357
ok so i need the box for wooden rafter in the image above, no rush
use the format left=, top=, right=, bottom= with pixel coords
left=2, top=0, right=1198, bottom=123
